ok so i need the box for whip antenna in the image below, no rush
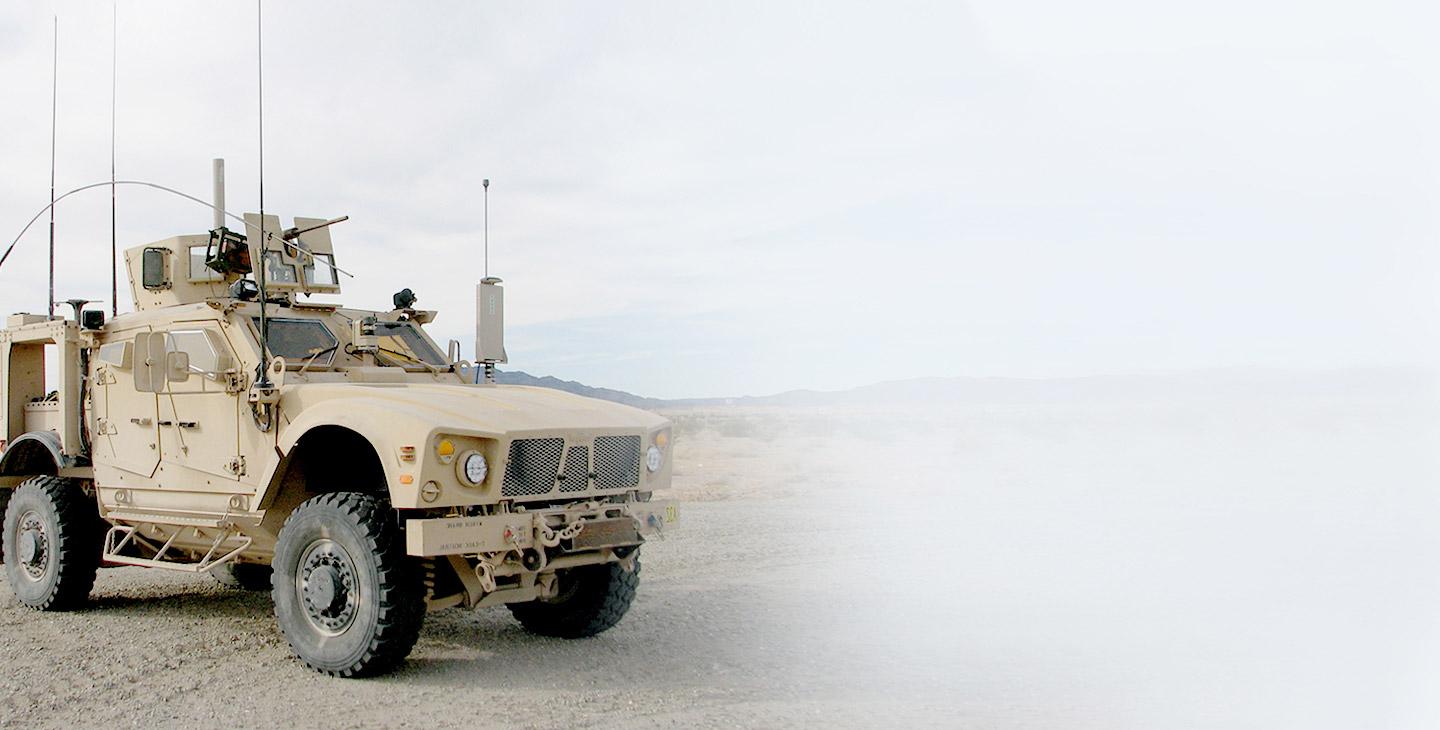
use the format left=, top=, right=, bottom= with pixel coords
left=110, top=1, right=117, bottom=317
left=48, top=16, right=57, bottom=320
left=483, top=178, right=490, bottom=278
left=255, top=0, right=272, bottom=386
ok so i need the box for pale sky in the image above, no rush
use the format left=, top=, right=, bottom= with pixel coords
left=1, top=2, right=1437, bottom=398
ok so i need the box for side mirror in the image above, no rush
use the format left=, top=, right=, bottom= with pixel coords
left=133, top=332, right=168, bottom=393
left=166, top=351, right=191, bottom=383
left=447, top=339, right=461, bottom=363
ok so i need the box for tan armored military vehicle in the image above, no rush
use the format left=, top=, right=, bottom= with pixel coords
left=0, top=168, right=676, bottom=677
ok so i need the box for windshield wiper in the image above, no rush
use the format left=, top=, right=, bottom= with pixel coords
left=298, top=344, right=339, bottom=375
left=375, top=346, right=445, bottom=375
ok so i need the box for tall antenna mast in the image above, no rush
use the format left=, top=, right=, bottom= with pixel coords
left=254, top=0, right=272, bottom=386
left=483, top=178, right=490, bottom=278
left=110, top=1, right=117, bottom=317
left=48, top=16, right=57, bottom=320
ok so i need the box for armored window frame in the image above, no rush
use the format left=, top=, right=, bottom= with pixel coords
left=372, top=320, right=447, bottom=368
left=142, top=247, right=170, bottom=290
left=250, top=317, right=339, bottom=367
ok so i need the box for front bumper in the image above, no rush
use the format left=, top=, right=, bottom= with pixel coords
left=404, top=500, right=678, bottom=557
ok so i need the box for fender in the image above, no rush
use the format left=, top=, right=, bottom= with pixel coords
left=272, top=396, right=432, bottom=503
left=0, top=430, right=71, bottom=476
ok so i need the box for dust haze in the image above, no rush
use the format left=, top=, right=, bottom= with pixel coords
left=1, top=371, right=1434, bottom=727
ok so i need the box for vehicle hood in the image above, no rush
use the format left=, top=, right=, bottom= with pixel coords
left=279, top=382, right=667, bottom=437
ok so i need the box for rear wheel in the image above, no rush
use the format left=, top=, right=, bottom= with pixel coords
left=2, top=476, right=101, bottom=611
left=213, top=562, right=273, bottom=591
left=508, top=557, right=641, bottom=638
left=271, top=492, right=425, bottom=677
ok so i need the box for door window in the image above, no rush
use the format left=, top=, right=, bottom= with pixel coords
left=165, top=329, right=231, bottom=378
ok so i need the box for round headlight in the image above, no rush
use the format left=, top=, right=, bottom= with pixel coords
left=645, top=445, right=663, bottom=473
left=460, top=452, right=488, bottom=486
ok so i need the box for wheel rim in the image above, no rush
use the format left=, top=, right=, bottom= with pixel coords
left=295, top=538, right=360, bottom=636
left=15, top=509, right=48, bottom=582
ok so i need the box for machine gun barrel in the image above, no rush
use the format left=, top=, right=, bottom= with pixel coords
left=282, top=215, right=348, bottom=241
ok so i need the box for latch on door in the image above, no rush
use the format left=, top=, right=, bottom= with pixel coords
left=224, top=456, right=246, bottom=476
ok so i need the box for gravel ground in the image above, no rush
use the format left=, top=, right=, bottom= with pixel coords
left=1, top=396, right=1438, bottom=728
left=0, top=407, right=951, bottom=729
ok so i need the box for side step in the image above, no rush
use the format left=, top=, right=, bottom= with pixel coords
left=104, top=510, right=227, bottom=528
left=103, top=522, right=251, bottom=573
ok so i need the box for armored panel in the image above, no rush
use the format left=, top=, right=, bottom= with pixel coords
left=290, top=216, right=341, bottom=295
left=242, top=212, right=299, bottom=290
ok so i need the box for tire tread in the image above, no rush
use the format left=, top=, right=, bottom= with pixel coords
left=6, top=475, right=100, bottom=611
left=273, top=492, right=425, bottom=677
left=508, top=558, right=640, bottom=639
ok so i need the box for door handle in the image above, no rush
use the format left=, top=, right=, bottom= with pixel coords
left=177, top=421, right=198, bottom=429
left=157, top=420, right=173, bottom=427
left=129, top=417, right=152, bottom=426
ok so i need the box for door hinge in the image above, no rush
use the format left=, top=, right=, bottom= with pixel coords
left=224, top=373, right=246, bottom=394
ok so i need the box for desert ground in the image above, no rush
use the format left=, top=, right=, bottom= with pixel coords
left=1, top=387, right=1438, bottom=728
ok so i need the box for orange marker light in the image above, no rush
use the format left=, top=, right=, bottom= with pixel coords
left=399, top=474, right=414, bottom=485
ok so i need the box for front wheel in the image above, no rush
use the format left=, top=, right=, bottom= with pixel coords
left=2, top=476, right=101, bottom=611
left=271, top=492, right=425, bottom=677
left=508, top=557, right=641, bottom=638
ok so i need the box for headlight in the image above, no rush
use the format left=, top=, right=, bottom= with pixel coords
left=645, top=445, right=663, bottom=473
left=459, top=451, right=488, bottom=486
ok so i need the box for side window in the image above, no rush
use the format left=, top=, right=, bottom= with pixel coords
left=165, top=329, right=230, bottom=377
left=304, top=253, right=338, bottom=286
left=188, top=245, right=223, bottom=282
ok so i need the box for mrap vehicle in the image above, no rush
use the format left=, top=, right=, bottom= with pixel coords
left=0, top=164, right=676, bottom=677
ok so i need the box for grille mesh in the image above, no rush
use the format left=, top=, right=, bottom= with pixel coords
left=502, top=438, right=564, bottom=497
left=594, top=435, right=641, bottom=490
left=558, top=446, right=591, bottom=493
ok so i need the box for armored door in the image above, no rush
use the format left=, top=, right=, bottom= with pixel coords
left=155, top=325, right=242, bottom=488
left=93, top=329, right=161, bottom=484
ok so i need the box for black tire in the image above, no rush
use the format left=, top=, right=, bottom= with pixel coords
left=508, top=557, right=641, bottom=638
left=2, top=476, right=101, bottom=611
left=0, top=487, right=11, bottom=564
left=212, top=562, right=273, bottom=591
left=271, top=492, right=425, bottom=677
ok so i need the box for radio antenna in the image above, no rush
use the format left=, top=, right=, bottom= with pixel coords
left=110, top=1, right=117, bottom=317
left=483, top=178, right=490, bottom=278
left=254, top=0, right=272, bottom=386
left=48, top=16, right=57, bottom=320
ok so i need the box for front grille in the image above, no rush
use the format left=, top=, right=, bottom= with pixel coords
left=593, top=435, right=641, bottom=490
left=558, top=445, right=590, bottom=493
left=501, top=438, right=564, bottom=497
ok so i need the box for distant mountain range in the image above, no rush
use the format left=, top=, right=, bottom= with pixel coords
left=497, top=367, right=1434, bottom=408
